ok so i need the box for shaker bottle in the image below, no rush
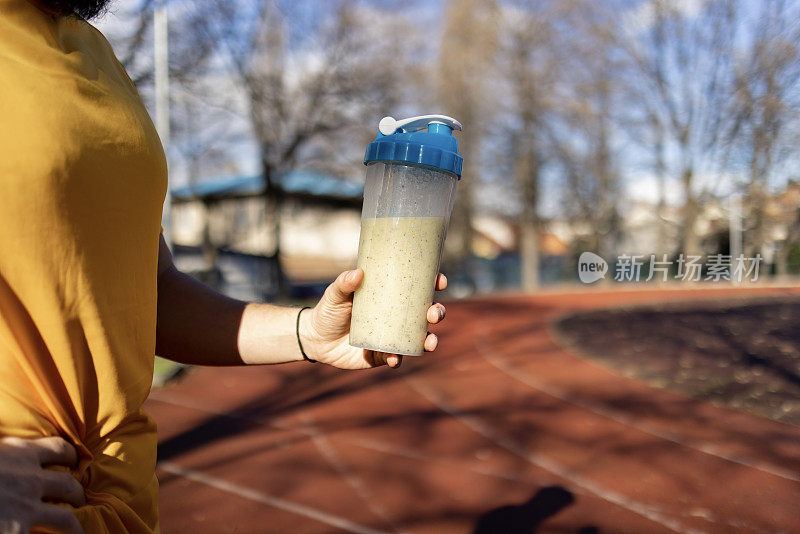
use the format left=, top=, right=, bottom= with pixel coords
left=350, top=114, right=463, bottom=356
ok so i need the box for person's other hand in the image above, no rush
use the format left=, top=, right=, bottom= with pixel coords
left=300, top=269, right=447, bottom=369
left=0, top=436, right=85, bottom=534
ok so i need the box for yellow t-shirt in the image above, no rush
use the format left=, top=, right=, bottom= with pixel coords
left=0, top=2, right=166, bottom=532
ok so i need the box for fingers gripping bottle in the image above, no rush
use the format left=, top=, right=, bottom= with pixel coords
left=349, top=114, right=463, bottom=356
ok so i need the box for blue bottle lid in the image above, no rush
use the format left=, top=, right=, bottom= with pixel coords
left=363, top=115, right=463, bottom=178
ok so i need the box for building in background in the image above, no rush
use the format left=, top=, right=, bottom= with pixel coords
left=170, top=171, right=363, bottom=301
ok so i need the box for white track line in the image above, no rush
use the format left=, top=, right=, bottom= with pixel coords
left=471, top=322, right=779, bottom=532
left=403, top=375, right=699, bottom=534
left=342, top=436, right=525, bottom=482
left=299, top=414, right=403, bottom=533
left=476, top=324, right=800, bottom=483
left=151, top=393, right=399, bottom=530
left=159, top=461, right=390, bottom=534
left=150, top=391, right=528, bottom=483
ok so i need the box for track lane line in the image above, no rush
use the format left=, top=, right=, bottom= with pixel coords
left=475, top=321, right=800, bottom=483
left=150, top=391, right=531, bottom=483
left=402, top=375, right=698, bottom=534
left=159, top=461, right=390, bottom=534
left=340, top=436, right=526, bottom=482
left=299, top=414, right=404, bottom=533
left=150, top=393, right=402, bottom=531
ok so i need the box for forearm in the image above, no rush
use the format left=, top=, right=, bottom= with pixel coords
left=155, top=267, right=304, bottom=366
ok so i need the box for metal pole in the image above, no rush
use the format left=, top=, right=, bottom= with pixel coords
left=154, top=0, right=171, bottom=247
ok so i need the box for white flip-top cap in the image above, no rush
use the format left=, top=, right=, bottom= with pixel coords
left=378, top=115, right=463, bottom=136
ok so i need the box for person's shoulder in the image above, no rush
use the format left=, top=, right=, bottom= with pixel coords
left=75, top=17, right=116, bottom=53
left=57, top=15, right=118, bottom=62
left=74, top=18, right=140, bottom=92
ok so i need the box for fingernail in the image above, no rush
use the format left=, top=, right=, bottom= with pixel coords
left=345, top=270, right=355, bottom=282
left=438, top=308, right=445, bottom=321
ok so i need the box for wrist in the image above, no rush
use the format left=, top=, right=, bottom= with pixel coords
left=298, top=306, right=321, bottom=362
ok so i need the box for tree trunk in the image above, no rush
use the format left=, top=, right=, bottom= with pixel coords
left=443, top=125, right=477, bottom=289
left=516, top=143, right=541, bottom=291
left=450, top=179, right=474, bottom=270
left=777, top=210, right=800, bottom=278
left=262, top=159, right=289, bottom=301
left=655, top=138, right=668, bottom=255
left=520, top=220, right=540, bottom=291
left=681, top=208, right=701, bottom=257
left=437, top=0, right=497, bottom=292
left=776, top=244, right=789, bottom=278
left=680, top=168, right=701, bottom=257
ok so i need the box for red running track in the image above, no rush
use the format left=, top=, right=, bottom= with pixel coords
left=146, top=286, right=800, bottom=533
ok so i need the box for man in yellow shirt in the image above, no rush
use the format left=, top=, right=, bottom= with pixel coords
left=0, top=1, right=447, bottom=532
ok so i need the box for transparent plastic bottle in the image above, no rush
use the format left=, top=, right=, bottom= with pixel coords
left=350, top=115, right=463, bottom=356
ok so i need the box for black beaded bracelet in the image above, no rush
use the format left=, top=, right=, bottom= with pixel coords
left=296, top=306, right=317, bottom=363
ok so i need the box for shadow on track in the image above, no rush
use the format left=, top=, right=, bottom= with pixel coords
left=473, top=485, right=597, bottom=533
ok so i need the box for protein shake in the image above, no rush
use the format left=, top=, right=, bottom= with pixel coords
left=350, top=216, right=446, bottom=355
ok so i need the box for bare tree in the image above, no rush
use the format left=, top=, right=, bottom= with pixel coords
left=494, top=2, right=561, bottom=290
left=555, top=67, right=624, bottom=259
left=200, top=0, right=409, bottom=299
left=726, top=0, right=800, bottom=262
left=438, top=0, right=499, bottom=288
left=614, top=0, right=739, bottom=257
left=541, top=1, right=626, bottom=261
left=491, top=0, right=628, bottom=283
left=108, top=0, right=218, bottom=88
left=172, top=85, right=247, bottom=282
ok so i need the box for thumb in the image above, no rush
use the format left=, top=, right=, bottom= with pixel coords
left=322, top=269, right=364, bottom=307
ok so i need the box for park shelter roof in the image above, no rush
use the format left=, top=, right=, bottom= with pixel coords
left=171, top=170, right=364, bottom=207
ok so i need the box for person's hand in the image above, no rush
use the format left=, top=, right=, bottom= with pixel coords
left=300, top=269, right=447, bottom=369
left=0, top=436, right=85, bottom=534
